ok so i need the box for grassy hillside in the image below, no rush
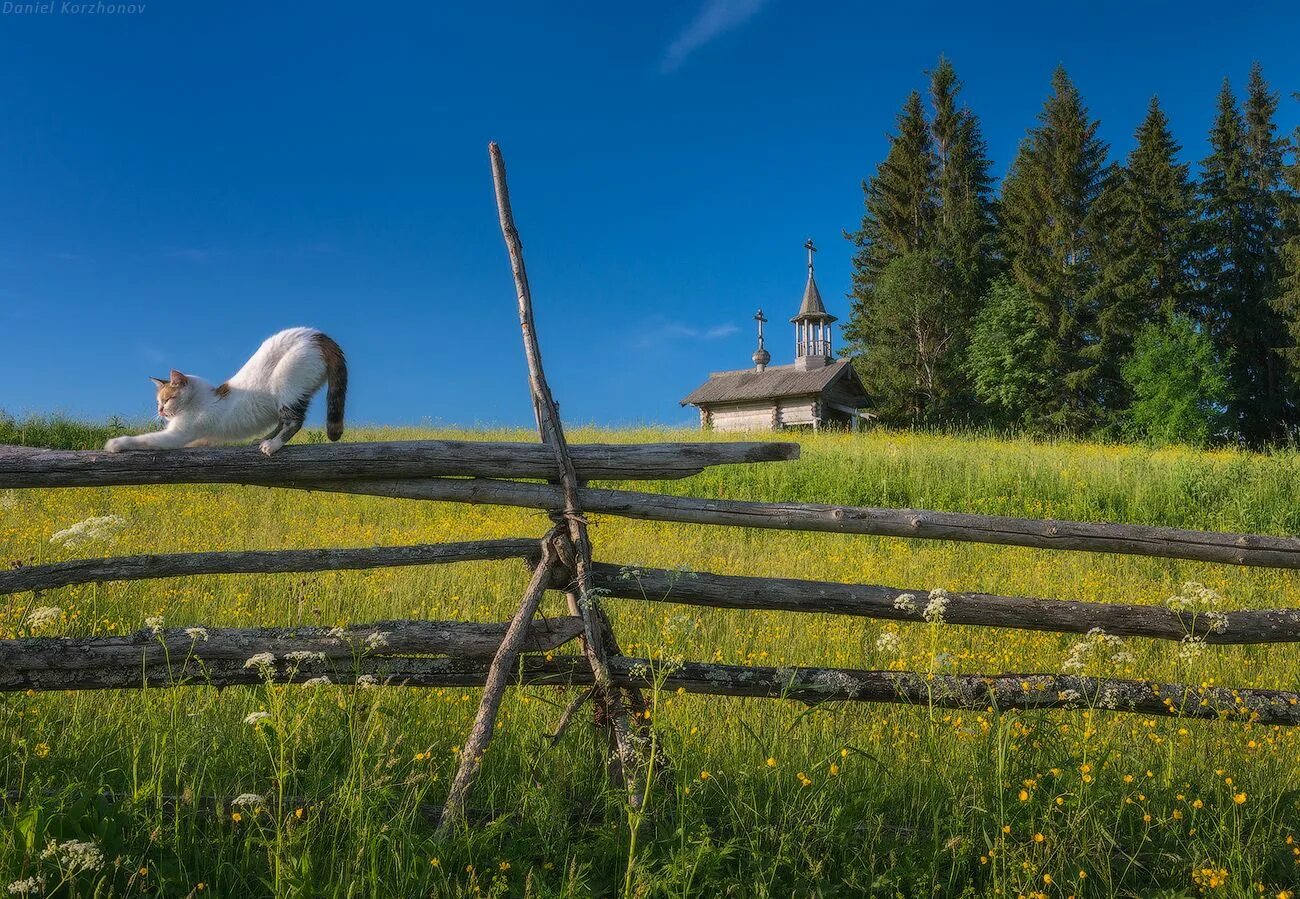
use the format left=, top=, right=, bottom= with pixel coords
left=3, top=426, right=1300, bottom=897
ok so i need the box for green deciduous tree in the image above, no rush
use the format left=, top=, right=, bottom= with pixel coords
left=850, top=251, right=963, bottom=424
left=967, top=276, right=1054, bottom=427
left=1121, top=314, right=1229, bottom=446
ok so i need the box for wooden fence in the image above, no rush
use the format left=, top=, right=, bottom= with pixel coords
left=4, top=143, right=1300, bottom=829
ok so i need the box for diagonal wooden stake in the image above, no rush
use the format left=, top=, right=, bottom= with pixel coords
left=437, top=529, right=560, bottom=833
left=489, top=141, right=647, bottom=805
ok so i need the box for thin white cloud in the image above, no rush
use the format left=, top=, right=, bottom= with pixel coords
left=660, top=0, right=769, bottom=73
left=636, top=318, right=739, bottom=348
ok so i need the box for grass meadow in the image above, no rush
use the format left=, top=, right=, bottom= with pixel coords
left=3, top=421, right=1300, bottom=897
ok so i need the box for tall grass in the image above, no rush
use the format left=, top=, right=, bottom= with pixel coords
left=2, top=423, right=1299, bottom=897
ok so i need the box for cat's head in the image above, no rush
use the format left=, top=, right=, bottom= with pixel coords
left=149, top=370, right=192, bottom=419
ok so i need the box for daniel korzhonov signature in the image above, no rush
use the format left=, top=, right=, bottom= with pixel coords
left=2, top=1, right=147, bottom=15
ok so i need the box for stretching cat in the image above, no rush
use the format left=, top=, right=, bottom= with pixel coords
left=104, top=327, right=347, bottom=456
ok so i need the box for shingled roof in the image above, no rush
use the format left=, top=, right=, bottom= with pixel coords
left=680, top=358, right=862, bottom=406
left=790, top=273, right=836, bottom=323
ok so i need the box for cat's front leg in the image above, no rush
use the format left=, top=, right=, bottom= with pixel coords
left=104, top=429, right=193, bottom=452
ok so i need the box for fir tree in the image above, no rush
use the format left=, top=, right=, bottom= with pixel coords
left=845, top=61, right=995, bottom=424
left=1108, top=97, right=1198, bottom=323
left=998, top=67, right=1110, bottom=431
left=1087, top=98, right=1198, bottom=425
left=929, top=56, right=998, bottom=318
left=1200, top=71, right=1289, bottom=442
left=846, top=90, right=936, bottom=304
left=1274, top=105, right=1300, bottom=369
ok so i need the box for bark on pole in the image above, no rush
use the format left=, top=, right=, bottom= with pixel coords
left=0, top=539, right=537, bottom=595
left=437, top=533, right=559, bottom=832
left=297, top=477, right=1300, bottom=572
left=0, top=441, right=797, bottom=488
left=489, top=141, right=645, bottom=805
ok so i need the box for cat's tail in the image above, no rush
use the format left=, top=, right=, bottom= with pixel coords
left=314, top=332, right=348, bottom=441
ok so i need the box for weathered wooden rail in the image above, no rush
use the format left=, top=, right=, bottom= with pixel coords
left=295, top=477, right=1300, bottom=570
left=9, top=549, right=1300, bottom=645
left=0, top=440, right=795, bottom=488
left=3, top=142, right=1299, bottom=833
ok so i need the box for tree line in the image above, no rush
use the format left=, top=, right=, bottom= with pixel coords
left=844, top=59, right=1300, bottom=446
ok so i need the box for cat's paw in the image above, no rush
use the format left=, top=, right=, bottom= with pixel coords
left=259, top=439, right=283, bottom=456
left=103, top=437, right=128, bottom=453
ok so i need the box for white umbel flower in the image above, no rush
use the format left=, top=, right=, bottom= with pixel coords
left=39, top=838, right=103, bottom=872
left=7, top=876, right=45, bottom=895
left=50, top=515, right=125, bottom=548
left=243, top=652, right=276, bottom=670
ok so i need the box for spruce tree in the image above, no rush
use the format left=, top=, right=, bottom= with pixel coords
left=1087, top=98, right=1198, bottom=424
left=1110, top=97, right=1198, bottom=323
left=845, top=61, right=994, bottom=424
left=998, top=67, right=1110, bottom=432
left=929, top=56, right=997, bottom=319
left=846, top=90, right=936, bottom=304
left=1274, top=108, right=1300, bottom=369
left=1200, top=71, right=1289, bottom=442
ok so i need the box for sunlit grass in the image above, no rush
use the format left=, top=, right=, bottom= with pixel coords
left=2, top=425, right=1300, bottom=896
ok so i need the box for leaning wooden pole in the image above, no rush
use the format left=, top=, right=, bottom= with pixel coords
left=489, top=141, right=645, bottom=805
left=438, top=531, right=560, bottom=832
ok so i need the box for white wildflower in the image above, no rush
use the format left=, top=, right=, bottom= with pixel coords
left=25, top=606, right=61, bottom=629
left=356, top=674, right=379, bottom=688
left=145, top=616, right=164, bottom=635
left=364, top=631, right=390, bottom=652
left=230, top=793, right=266, bottom=809
left=285, top=650, right=327, bottom=665
left=1167, top=581, right=1225, bottom=613
left=874, top=631, right=902, bottom=654
left=1202, top=610, right=1230, bottom=635
left=923, top=588, right=950, bottom=624
left=49, top=515, right=125, bottom=548
left=39, top=838, right=103, bottom=872
left=7, top=876, right=45, bottom=896
left=243, top=652, right=275, bottom=670
left=243, top=711, right=270, bottom=726
left=1062, top=628, right=1129, bottom=672
left=302, top=676, right=332, bottom=687
left=1058, top=689, right=1083, bottom=705
left=184, top=627, right=209, bottom=641
left=893, top=593, right=918, bottom=614
left=326, top=626, right=346, bottom=639
left=1178, top=636, right=1208, bottom=663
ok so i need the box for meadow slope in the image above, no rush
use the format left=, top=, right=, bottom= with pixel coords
left=2, top=425, right=1300, bottom=897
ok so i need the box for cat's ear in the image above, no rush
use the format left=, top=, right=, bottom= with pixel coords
left=169, top=369, right=189, bottom=386
left=150, top=376, right=167, bottom=388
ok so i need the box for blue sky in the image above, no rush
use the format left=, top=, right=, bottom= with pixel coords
left=1, top=1, right=1297, bottom=428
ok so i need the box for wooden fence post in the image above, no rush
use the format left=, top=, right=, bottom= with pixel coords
left=438, top=529, right=561, bottom=832
left=489, top=141, right=647, bottom=805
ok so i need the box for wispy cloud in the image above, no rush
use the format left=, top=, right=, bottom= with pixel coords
left=660, top=0, right=769, bottom=73
left=635, top=318, right=739, bottom=349
left=163, top=247, right=221, bottom=263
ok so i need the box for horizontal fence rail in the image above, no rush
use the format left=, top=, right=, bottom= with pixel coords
left=588, top=564, right=1300, bottom=644
left=9, top=542, right=1299, bottom=646
left=304, top=476, right=1300, bottom=571
left=0, top=440, right=798, bottom=488
left=0, top=618, right=584, bottom=692
left=6, top=648, right=1298, bottom=726
left=0, top=539, right=537, bottom=595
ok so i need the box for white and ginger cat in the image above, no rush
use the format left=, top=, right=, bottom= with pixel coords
left=104, top=327, right=347, bottom=456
